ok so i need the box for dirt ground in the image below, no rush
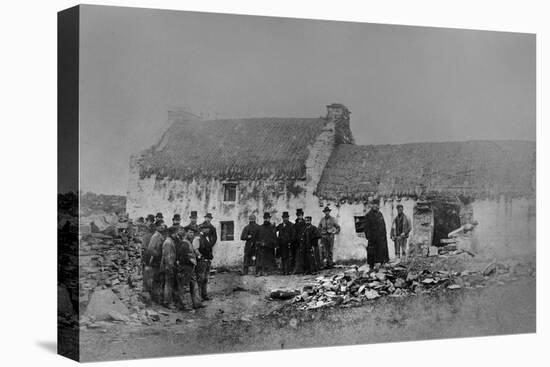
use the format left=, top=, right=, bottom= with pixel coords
left=79, top=258, right=536, bottom=362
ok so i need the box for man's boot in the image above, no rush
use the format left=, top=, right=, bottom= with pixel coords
left=190, top=281, right=205, bottom=309
left=201, top=282, right=211, bottom=301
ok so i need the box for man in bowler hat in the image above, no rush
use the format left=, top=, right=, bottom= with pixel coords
left=256, top=212, right=277, bottom=276
left=276, top=211, right=296, bottom=275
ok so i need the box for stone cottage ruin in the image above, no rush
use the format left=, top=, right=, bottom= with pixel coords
left=127, top=104, right=535, bottom=267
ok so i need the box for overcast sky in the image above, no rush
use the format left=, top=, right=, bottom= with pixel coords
left=79, top=5, right=535, bottom=195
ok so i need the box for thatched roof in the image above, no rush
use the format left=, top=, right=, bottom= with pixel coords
left=316, top=140, right=535, bottom=200
left=137, top=117, right=328, bottom=180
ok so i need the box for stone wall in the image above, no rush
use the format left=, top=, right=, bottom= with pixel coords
left=127, top=172, right=312, bottom=267
left=127, top=118, right=342, bottom=267
left=324, top=198, right=417, bottom=262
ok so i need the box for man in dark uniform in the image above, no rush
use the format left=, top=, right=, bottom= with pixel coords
left=256, top=212, right=277, bottom=276
left=200, top=213, right=217, bottom=246
left=363, top=199, right=390, bottom=269
left=174, top=226, right=204, bottom=310
left=299, top=216, right=322, bottom=275
left=240, top=214, right=260, bottom=275
left=276, top=212, right=295, bottom=275
left=195, top=222, right=215, bottom=301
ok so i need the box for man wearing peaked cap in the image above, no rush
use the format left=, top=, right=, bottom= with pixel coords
left=240, top=214, right=260, bottom=275
left=195, top=222, right=215, bottom=300
left=200, top=213, right=217, bottom=246
left=318, top=206, right=340, bottom=269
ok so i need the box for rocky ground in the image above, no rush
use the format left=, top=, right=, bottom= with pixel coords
left=73, top=254, right=535, bottom=362
left=56, top=195, right=536, bottom=362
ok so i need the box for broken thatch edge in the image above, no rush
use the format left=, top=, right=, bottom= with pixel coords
left=316, top=140, right=535, bottom=202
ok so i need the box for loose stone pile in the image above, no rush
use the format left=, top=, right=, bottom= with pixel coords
left=79, top=233, right=143, bottom=308
left=289, top=258, right=529, bottom=311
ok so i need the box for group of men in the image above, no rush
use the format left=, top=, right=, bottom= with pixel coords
left=241, top=206, right=341, bottom=276
left=135, top=199, right=412, bottom=310
left=137, top=211, right=217, bottom=310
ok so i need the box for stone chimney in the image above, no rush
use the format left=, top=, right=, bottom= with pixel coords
left=326, top=103, right=354, bottom=144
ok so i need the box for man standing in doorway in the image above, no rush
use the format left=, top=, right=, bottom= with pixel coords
left=390, top=204, right=411, bottom=259
left=318, top=206, right=340, bottom=268
left=240, top=214, right=260, bottom=275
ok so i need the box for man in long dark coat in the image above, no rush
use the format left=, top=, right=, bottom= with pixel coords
left=298, top=216, right=322, bottom=274
left=159, top=226, right=178, bottom=307
left=240, top=214, right=260, bottom=275
left=256, top=212, right=277, bottom=276
left=276, top=212, right=296, bottom=275
left=363, top=199, right=390, bottom=268
left=292, top=209, right=306, bottom=273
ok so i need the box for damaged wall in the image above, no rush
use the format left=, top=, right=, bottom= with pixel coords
left=126, top=115, right=345, bottom=267
left=127, top=171, right=311, bottom=267
left=322, top=198, right=416, bottom=262
left=471, top=196, right=535, bottom=259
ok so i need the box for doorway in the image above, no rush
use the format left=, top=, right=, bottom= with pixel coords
left=431, top=200, right=461, bottom=247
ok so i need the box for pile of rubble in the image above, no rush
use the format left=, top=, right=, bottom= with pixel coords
left=287, top=259, right=525, bottom=311
left=79, top=233, right=143, bottom=308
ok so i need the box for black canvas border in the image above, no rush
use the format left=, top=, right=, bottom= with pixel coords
left=57, top=5, right=80, bottom=362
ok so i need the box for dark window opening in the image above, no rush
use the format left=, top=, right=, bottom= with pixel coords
left=223, top=183, right=237, bottom=202
left=220, top=221, right=234, bottom=241
left=432, top=201, right=461, bottom=247
left=354, top=216, right=365, bottom=233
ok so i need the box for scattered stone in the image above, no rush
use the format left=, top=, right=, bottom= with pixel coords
left=483, top=262, right=498, bottom=276
left=84, top=289, right=129, bottom=321
left=145, top=310, right=160, bottom=322
left=270, top=289, right=298, bottom=300
left=428, top=246, right=439, bottom=257
left=108, top=311, right=130, bottom=322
